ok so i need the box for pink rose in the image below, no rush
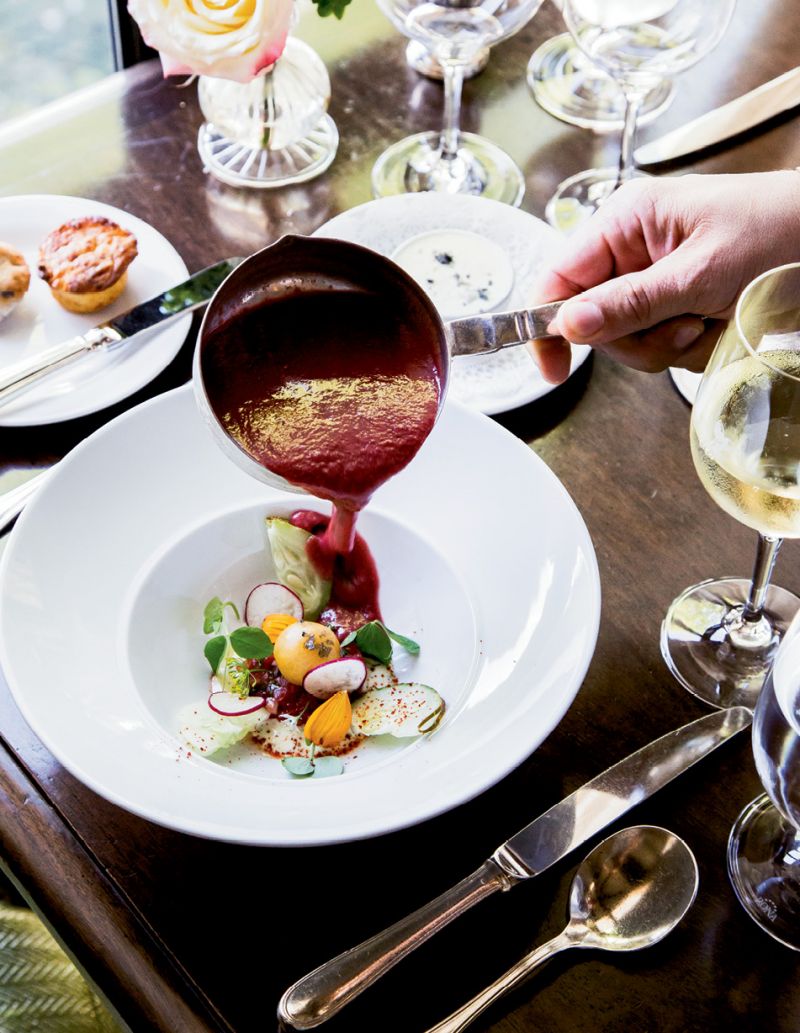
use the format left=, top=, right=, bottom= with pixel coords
left=128, top=0, right=294, bottom=83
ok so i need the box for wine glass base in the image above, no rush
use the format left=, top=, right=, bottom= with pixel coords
left=661, top=577, right=800, bottom=710
left=545, top=166, right=649, bottom=233
left=197, top=114, right=339, bottom=189
left=371, top=131, right=525, bottom=206
left=728, top=794, right=800, bottom=950
left=527, top=34, right=675, bottom=132
left=405, top=40, right=489, bottom=81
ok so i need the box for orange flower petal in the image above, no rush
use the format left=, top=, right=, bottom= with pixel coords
left=304, top=690, right=352, bottom=748
left=262, top=612, right=298, bottom=642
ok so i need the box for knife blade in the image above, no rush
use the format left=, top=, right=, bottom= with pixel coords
left=447, top=300, right=564, bottom=357
left=635, top=66, right=800, bottom=166
left=278, top=706, right=752, bottom=1029
left=0, top=257, right=244, bottom=409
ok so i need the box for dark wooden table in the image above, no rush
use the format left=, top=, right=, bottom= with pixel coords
left=1, top=1, right=799, bottom=1030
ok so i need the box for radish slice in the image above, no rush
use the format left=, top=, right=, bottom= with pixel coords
left=208, top=692, right=266, bottom=717
left=303, top=657, right=367, bottom=700
left=244, top=582, right=303, bottom=627
left=351, top=684, right=444, bottom=738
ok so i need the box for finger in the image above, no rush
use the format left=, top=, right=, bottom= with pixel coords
left=671, top=319, right=726, bottom=373
left=550, top=246, right=707, bottom=347
left=593, top=316, right=708, bottom=374
left=527, top=337, right=572, bottom=384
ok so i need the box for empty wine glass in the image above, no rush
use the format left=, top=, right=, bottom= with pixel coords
left=728, top=608, right=800, bottom=950
left=372, top=0, right=545, bottom=206
left=526, top=31, right=674, bottom=131
left=546, top=0, right=736, bottom=232
left=662, top=264, right=800, bottom=710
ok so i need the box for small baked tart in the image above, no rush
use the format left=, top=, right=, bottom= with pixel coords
left=38, top=217, right=138, bottom=314
left=0, top=242, right=31, bottom=323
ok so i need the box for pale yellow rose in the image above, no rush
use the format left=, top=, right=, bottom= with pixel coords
left=128, top=0, right=294, bottom=83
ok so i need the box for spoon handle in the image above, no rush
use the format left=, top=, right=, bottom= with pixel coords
left=425, top=930, right=574, bottom=1033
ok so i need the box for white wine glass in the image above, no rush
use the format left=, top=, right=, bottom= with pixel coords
left=526, top=31, right=674, bottom=132
left=546, top=0, right=736, bottom=232
left=372, top=0, right=545, bottom=206
left=662, top=264, right=800, bottom=710
left=728, top=607, right=800, bottom=950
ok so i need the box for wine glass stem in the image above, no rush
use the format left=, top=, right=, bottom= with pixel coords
left=743, top=534, right=783, bottom=621
left=615, top=88, right=644, bottom=189
left=440, top=60, right=465, bottom=162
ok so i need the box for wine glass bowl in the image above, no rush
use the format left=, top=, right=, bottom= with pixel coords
left=526, top=31, right=675, bottom=132
left=728, top=610, right=800, bottom=950
left=372, top=0, right=545, bottom=205
left=546, top=0, right=736, bottom=232
left=662, top=263, right=800, bottom=709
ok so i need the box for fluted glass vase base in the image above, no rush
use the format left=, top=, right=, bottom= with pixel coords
left=197, top=36, right=338, bottom=190
left=197, top=114, right=338, bottom=189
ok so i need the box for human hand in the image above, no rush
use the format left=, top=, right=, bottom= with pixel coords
left=529, top=171, right=800, bottom=383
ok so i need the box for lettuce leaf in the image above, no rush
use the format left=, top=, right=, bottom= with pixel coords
left=266, top=518, right=331, bottom=620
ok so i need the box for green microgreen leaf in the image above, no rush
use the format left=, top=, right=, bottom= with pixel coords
left=384, top=624, right=420, bottom=656
left=204, top=635, right=227, bottom=673
left=343, top=621, right=420, bottom=665
left=224, top=600, right=241, bottom=622
left=203, top=597, right=224, bottom=634
left=230, top=626, right=274, bottom=660
left=282, top=757, right=315, bottom=778
left=352, top=622, right=393, bottom=665
left=312, top=756, right=344, bottom=778
left=311, top=0, right=353, bottom=18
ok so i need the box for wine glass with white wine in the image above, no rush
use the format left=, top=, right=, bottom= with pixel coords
left=728, top=607, right=800, bottom=950
left=662, top=264, right=800, bottom=710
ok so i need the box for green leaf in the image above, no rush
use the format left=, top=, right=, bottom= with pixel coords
left=282, top=757, right=315, bottom=778
left=310, top=0, right=353, bottom=18
left=354, top=622, right=393, bottom=665
left=203, top=597, right=224, bottom=634
left=230, top=626, right=274, bottom=660
left=384, top=624, right=420, bottom=656
left=204, top=635, right=227, bottom=673
left=312, top=756, right=344, bottom=778
left=340, top=631, right=357, bottom=649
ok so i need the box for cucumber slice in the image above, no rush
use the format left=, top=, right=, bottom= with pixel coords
left=266, top=518, right=331, bottom=620
left=350, top=684, right=444, bottom=738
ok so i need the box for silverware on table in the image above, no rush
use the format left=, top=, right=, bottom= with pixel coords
left=278, top=706, right=752, bottom=1029
left=426, top=825, right=699, bottom=1033
left=0, top=257, right=244, bottom=410
left=635, top=66, right=800, bottom=166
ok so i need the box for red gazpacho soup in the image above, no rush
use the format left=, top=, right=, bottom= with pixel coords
left=199, top=238, right=447, bottom=616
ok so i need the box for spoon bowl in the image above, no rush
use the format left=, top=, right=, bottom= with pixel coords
left=568, top=824, right=699, bottom=951
left=427, top=825, right=698, bottom=1033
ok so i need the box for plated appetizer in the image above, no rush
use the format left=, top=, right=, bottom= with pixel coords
left=179, top=513, right=444, bottom=778
left=38, top=216, right=138, bottom=313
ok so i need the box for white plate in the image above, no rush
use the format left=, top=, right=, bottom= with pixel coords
left=669, top=366, right=701, bottom=405
left=313, top=194, right=592, bottom=416
left=0, top=385, right=600, bottom=845
left=0, top=195, right=191, bottom=426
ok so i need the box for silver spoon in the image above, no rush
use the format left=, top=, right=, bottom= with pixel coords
left=425, top=825, right=699, bottom=1033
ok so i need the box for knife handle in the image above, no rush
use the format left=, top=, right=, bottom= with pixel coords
left=0, top=326, right=121, bottom=407
left=277, top=859, right=516, bottom=1030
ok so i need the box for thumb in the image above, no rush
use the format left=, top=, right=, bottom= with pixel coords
left=551, top=248, right=704, bottom=345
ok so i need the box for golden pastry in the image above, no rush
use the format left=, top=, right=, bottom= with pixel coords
left=0, top=242, right=31, bottom=323
left=38, top=217, right=138, bottom=314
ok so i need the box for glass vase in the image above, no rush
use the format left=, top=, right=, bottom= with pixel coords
left=197, top=35, right=338, bottom=189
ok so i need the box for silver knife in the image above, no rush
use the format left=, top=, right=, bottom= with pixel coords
left=635, top=66, right=800, bottom=166
left=448, top=301, right=564, bottom=357
left=0, top=258, right=244, bottom=409
left=278, top=706, right=752, bottom=1030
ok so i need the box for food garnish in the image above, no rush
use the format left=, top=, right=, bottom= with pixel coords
left=179, top=516, right=445, bottom=776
